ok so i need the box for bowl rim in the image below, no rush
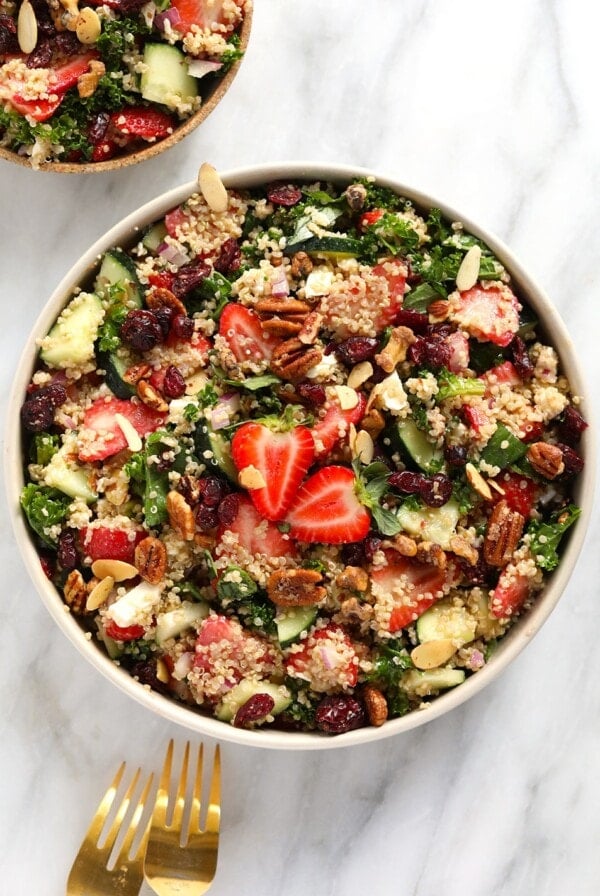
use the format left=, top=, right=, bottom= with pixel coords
left=5, top=161, right=596, bottom=749
left=0, top=4, right=252, bottom=175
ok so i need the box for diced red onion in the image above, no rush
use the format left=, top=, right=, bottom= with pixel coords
left=186, top=59, right=224, bottom=79
left=157, top=241, right=190, bottom=268
left=467, top=649, right=485, bottom=671
left=270, top=266, right=289, bottom=298
left=173, top=652, right=193, bottom=678
left=210, top=393, right=240, bottom=430
left=154, top=6, right=181, bottom=30
left=319, top=647, right=335, bottom=670
left=61, top=415, right=77, bottom=430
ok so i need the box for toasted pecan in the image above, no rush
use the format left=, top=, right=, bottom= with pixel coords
left=135, top=536, right=167, bottom=584
left=266, top=568, right=326, bottom=607
left=526, top=442, right=565, bottom=479
left=269, top=338, right=322, bottom=381
left=362, top=684, right=388, bottom=727
left=483, top=499, right=525, bottom=567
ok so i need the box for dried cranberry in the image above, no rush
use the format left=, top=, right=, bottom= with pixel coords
left=217, top=493, right=240, bottom=527
left=389, top=470, right=425, bottom=495
left=21, top=392, right=57, bottom=432
left=341, top=543, right=366, bottom=566
left=121, top=309, right=163, bottom=352
left=57, top=530, right=78, bottom=570
left=363, top=535, right=383, bottom=562
left=556, top=443, right=584, bottom=476
left=172, top=259, right=211, bottom=298
left=129, top=659, right=169, bottom=695
left=154, top=306, right=174, bottom=338
left=444, top=444, right=467, bottom=467
left=178, top=474, right=201, bottom=506
left=198, top=476, right=227, bottom=507
left=26, top=39, right=53, bottom=69
left=458, top=552, right=497, bottom=587
left=88, top=111, right=110, bottom=146
left=419, top=473, right=453, bottom=508
left=266, top=183, right=303, bottom=207
left=39, top=553, right=55, bottom=580
left=556, top=405, right=588, bottom=446
left=53, top=31, right=81, bottom=56
left=394, top=309, right=430, bottom=334
left=162, top=365, right=186, bottom=399
left=297, top=381, right=326, bottom=405
left=170, top=314, right=194, bottom=341
left=233, top=693, right=275, bottom=727
left=315, top=695, right=366, bottom=735
left=108, top=0, right=148, bottom=11
left=409, top=334, right=452, bottom=369
left=335, top=336, right=379, bottom=366
left=195, top=503, right=219, bottom=532
left=509, top=336, right=534, bottom=380
left=214, top=238, right=241, bottom=274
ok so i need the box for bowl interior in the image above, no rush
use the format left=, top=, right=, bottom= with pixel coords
left=5, top=162, right=596, bottom=748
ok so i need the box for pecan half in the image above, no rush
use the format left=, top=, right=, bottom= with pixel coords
left=526, top=442, right=565, bottom=479
left=416, top=541, right=447, bottom=569
left=336, top=565, right=369, bottom=592
left=266, top=568, right=326, bottom=607
left=63, top=569, right=88, bottom=615
left=290, top=251, right=313, bottom=279
left=166, top=491, right=196, bottom=541
left=122, top=363, right=151, bottom=386
left=359, top=407, right=386, bottom=440
left=135, top=536, right=167, bottom=584
left=269, top=338, right=322, bottom=381
left=362, top=684, right=388, bottom=727
left=389, top=533, right=418, bottom=557
left=146, top=286, right=187, bottom=317
left=483, top=499, right=525, bottom=567
left=256, top=298, right=311, bottom=338
left=374, top=326, right=416, bottom=373
left=298, top=310, right=323, bottom=345
left=137, top=379, right=169, bottom=413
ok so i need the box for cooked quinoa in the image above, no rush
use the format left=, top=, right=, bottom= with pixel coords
left=19, top=174, right=586, bottom=736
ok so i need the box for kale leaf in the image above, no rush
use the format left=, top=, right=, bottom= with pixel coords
left=527, top=504, right=581, bottom=571
left=21, top=484, right=70, bottom=548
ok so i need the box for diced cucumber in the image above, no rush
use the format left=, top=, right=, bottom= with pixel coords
left=287, top=206, right=340, bottom=247
left=39, top=291, right=104, bottom=369
left=287, top=235, right=362, bottom=258
left=276, top=606, right=317, bottom=647
left=401, top=668, right=466, bottom=696
left=95, top=619, right=124, bottom=660
left=396, top=498, right=460, bottom=550
left=480, top=424, right=527, bottom=469
left=215, top=678, right=292, bottom=723
left=98, top=349, right=135, bottom=399
left=95, top=249, right=142, bottom=308
left=142, top=221, right=168, bottom=253
left=194, top=423, right=238, bottom=483
left=416, top=598, right=477, bottom=646
left=140, top=43, right=198, bottom=108
left=155, top=600, right=210, bottom=646
left=43, top=441, right=97, bottom=503
left=396, top=419, right=444, bottom=473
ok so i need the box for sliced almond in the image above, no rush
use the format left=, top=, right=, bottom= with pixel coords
left=86, top=575, right=115, bottom=612
left=75, top=6, right=101, bottom=44
left=347, top=361, right=373, bottom=390
left=238, top=465, right=267, bottom=489
left=456, top=245, right=482, bottom=291
left=185, top=371, right=208, bottom=395
left=411, top=639, right=457, bottom=670
left=353, top=429, right=374, bottom=464
left=114, top=412, right=143, bottom=452
left=198, top=163, right=228, bottom=213
left=465, top=462, right=493, bottom=501
left=156, top=657, right=170, bottom=684
left=333, top=384, right=359, bottom=410
left=91, top=559, right=139, bottom=582
left=17, top=0, right=37, bottom=54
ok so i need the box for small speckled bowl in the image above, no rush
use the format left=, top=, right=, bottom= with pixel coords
left=0, top=7, right=252, bottom=174
left=5, top=163, right=595, bottom=748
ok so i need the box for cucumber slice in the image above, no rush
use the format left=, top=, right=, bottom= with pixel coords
left=142, top=221, right=168, bottom=253
left=401, top=668, right=466, bottom=696
left=140, top=43, right=198, bottom=108
left=95, top=249, right=142, bottom=308
left=98, top=349, right=135, bottom=399
left=396, top=419, right=444, bottom=473
left=215, top=678, right=292, bottom=723
left=287, top=207, right=340, bottom=247
left=396, top=498, right=460, bottom=550
left=480, top=424, right=527, bottom=469
left=43, top=441, right=97, bottom=503
left=416, top=598, right=477, bottom=646
left=155, top=600, right=210, bottom=646
left=95, top=619, right=124, bottom=660
left=276, top=606, right=317, bottom=647
left=39, top=291, right=104, bottom=369
left=194, top=423, right=237, bottom=483
left=287, top=236, right=362, bottom=258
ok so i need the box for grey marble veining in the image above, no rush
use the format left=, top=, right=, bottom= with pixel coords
left=2, top=1, right=600, bottom=893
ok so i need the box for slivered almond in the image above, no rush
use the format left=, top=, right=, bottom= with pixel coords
left=238, top=465, right=266, bottom=489
left=411, top=639, right=457, bottom=670
left=185, top=371, right=208, bottom=395
left=156, top=658, right=170, bottom=684
left=333, top=385, right=359, bottom=410
left=465, top=462, right=493, bottom=501
left=91, top=559, right=138, bottom=581
left=347, top=361, right=373, bottom=390
left=456, top=245, right=481, bottom=291
left=198, top=163, right=228, bottom=213
left=17, top=0, right=37, bottom=53
left=86, top=575, right=115, bottom=611
left=353, top=429, right=374, bottom=464
left=114, top=412, right=143, bottom=452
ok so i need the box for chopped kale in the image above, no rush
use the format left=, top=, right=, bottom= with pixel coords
left=30, top=433, right=60, bottom=466
left=21, top=484, right=70, bottom=548
left=527, top=504, right=581, bottom=571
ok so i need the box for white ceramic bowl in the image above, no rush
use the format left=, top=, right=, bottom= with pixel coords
left=5, top=163, right=595, bottom=749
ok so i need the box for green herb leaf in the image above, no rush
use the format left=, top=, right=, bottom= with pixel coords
left=30, top=433, right=60, bottom=466
left=527, top=505, right=581, bottom=571
left=436, top=369, right=486, bottom=402
left=217, top=565, right=258, bottom=601
left=20, top=484, right=70, bottom=548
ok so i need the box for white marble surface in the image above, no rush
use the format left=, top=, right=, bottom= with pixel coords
left=1, top=1, right=600, bottom=893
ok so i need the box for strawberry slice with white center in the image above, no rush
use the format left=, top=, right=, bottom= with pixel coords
left=451, top=284, right=521, bottom=347
left=285, top=624, right=358, bottom=690
left=311, top=392, right=367, bottom=458
left=231, top=422, right=315, bottom=521
left=217, top=495, right=296, bottom=559
left=371, top=550, right=450, bottom=632
left=9, top=52, right=99, bottom=122
left=81, top=525, right=145, bottom=563
left=285, top=466, right=371, bottom=544
left=78, top=397, right=166, bottom=463
left=490, top=569, right=531, bottom=619
left=219, top=303, right=278, bottom=362
left=170, top=0, right=244, bottom=33
left=110, top=106, right=176, bottom=141
left=372, top=259, right=408, bottom=328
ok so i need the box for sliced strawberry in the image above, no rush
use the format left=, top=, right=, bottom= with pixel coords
left=148, top=271, right=175, bottom=290
left=231, top=422, right=315, bottom=521
left=192, top=614, right=278, bottom=698
left=359, top=208, right=384, bottom=230
left=8, top=93, right=62, bottom=122
left=286, top=466, right=371, bottom=544
left=196, top=614, right=238, bottom=647
left=81, top=526, right=144, bottom=563
left=371, top=551, right=449, bottom=632
left=462, top=403, right=489, bottom=435
left=91, top=138, right=118, bottom=163
left=219, top=302, right=278, bottom=362
left=446, top=330, right=470, bottom=372
left=285, top=624, right=358, bottom=689
left=481, top=360, right=521, bottom=387
left=110, top=106, right=176, bottom=141
left=492, top=471, right=537, bottom=517
left=372, top=259, right=407, bottom=328
left=164, top=206, right=189, bottom=238
left=452, top=285, right=521, bottom=347
left=490, top=569, right=531, bottom=619
left=170, top=0, right=244, bottom=33
left=104, top=620, right=146, bottom=642
left=78, top=397, right=166, bottom=463
left=311, top=392, right=367, bottom=458
left=217, top=495, right=296, bottom=559
left=10, top=53, right=99, bottom=122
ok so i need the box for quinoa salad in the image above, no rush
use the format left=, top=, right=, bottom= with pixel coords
left=19, top=168, right=586, bottom=736
left=0, top=0, right=248, bottom=166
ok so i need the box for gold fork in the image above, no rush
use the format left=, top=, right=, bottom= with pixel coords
left=144, top=740, right=221, bottom=896
left=66, top=762, right=154, bottom=896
